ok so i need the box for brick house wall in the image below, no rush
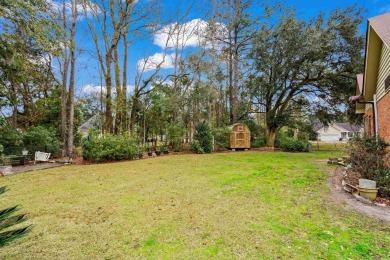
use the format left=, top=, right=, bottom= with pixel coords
left=377, top=92, right=390, bottom=144
left=364, top=92, right=390, bottom=146
left=364, top=107, right=374, bottom=138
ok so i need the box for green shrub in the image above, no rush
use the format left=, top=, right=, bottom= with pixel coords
left=350, top=136, right=390, bottom=197
left=23, top=126, right=60, bottom=155
left=190, top=140, right=204, bottom=154
left=194, top=122, right=213, bottom=153
left=0, top=128, right=23, bottom=154
left=82, top=135, right=139, bottom=162
left=212, top=127, right=231, bottom=149
left=251, top=136, right=266, bottom=148
left=278, top=137, right=312, bottom=152
left=239, top=119, right=264, bottom=143
left=166, top=123, right=185, bottom=151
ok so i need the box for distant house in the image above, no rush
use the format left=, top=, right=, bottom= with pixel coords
left=350, top=12, right=390, bottom=143
left=79, top=114, right=102, bottom=137
left=315, top=123, right=363, bottom=142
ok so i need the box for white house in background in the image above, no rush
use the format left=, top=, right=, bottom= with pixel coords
left=315, top=123, right=363, bottom=142
left=79, top=114, right=102, bottom=137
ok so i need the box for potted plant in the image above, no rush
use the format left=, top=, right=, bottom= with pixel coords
left=147, top=147, right=153, bottom=157
left=358, top=179, right=379, bottom=201
left=161, top=145, right=169, bottom=155
left=155, top=147, right=161, bottom=156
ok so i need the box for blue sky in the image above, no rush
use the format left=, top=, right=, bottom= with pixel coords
left=63, top=0, right=390, bottom=97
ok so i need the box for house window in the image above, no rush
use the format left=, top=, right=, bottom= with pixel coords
left=348, top=132, right=353, bottom=138
left=341, top=132, right=347, bottom=138
left=385, top=74, right=390, bottom=91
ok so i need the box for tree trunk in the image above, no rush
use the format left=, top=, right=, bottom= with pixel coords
left=60, top=68, right=68, bottom=157
left=228, top=40, right=234, bottom=124
left=129, top=92, right=138, bottom=134
left=67, top=0, right=77, bottom=158
left=113, top=46, right=121, bottom=134
left=265, top=126, right=277, bottom=147
left=121, top=35, right=128, bottom=133
left=105, top=54, right=113, bottom=134
left=60, top=0, right=69, bottom=157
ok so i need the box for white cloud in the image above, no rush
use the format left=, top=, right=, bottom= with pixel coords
left=45, top=0, right=100, bottom=19
left=153, top=19, right=226, bottom=50
left=137, top=52, right=175, bottom=72
left=82, top=84, right=135, bottom=95
left=82, top=84, right=104, bottom=94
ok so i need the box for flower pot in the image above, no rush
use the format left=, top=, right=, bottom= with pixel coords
left=358, top=187, right=379, bottom=201
left=155, top=151, right=161, bottom=156
left=163, top=151, right=169, bottom=155
left=147, top=152, right=153, bottom=157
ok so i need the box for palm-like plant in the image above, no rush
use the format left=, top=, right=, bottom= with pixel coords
left=0, top=186, right=30, bottom=247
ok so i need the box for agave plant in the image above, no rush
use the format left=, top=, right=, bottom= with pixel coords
left=0, top=186, right=30, bottom=247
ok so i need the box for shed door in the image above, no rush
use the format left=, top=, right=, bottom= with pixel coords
left=235, top=133, right=246, bottom=148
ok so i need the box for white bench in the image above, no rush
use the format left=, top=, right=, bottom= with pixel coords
left=34, top=151, right=51, bottom=164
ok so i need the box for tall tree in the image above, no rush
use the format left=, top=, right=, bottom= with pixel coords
left=83, top=0, right=159, bottom=134
left=0, top=0, right=61, bottom=130
left=67, top=0, right=78, bottom=157
left=248, top=6, right=364, bottom=147
left=210, top=0, right=259, bottom=124
left=59, top=0, right=70, bottom=157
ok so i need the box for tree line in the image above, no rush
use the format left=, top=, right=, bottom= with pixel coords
left=0, top=0, right=364, bottom=156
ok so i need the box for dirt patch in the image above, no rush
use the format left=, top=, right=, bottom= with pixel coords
left=327, top=166, right=390, bottom=222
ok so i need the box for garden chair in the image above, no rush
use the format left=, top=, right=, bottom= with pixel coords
left=34, top=151, right=51, bottom=164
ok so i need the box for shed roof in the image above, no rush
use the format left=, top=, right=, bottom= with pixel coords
left=228, top=123, right=250, bottom=132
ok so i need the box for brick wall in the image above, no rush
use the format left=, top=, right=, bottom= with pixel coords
left=364, top=107, right=374, bottom=137
left=377, top=92, right=390, bottom=144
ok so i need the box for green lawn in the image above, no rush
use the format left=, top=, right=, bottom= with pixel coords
left=1, top=152, right=389, bottom=259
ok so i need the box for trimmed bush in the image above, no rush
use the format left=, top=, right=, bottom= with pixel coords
left=212, top=127, right=231, bottom=149
left=82, top=135, right=139, bottom=162
left=190, top=140, right=204, bottom=154
left=252, top=136, right=266, bottom=148
left=194, top=122, right=213, bottom=153
left=350, top=136, right=390, bottom=197
left=279, top=137, right=312, bottom=152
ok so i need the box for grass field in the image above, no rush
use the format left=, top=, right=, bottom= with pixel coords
left=1, top=151, right=389, bottom=259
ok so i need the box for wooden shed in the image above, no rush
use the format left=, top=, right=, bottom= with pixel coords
left=226, top=123, right=251, bottom=149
